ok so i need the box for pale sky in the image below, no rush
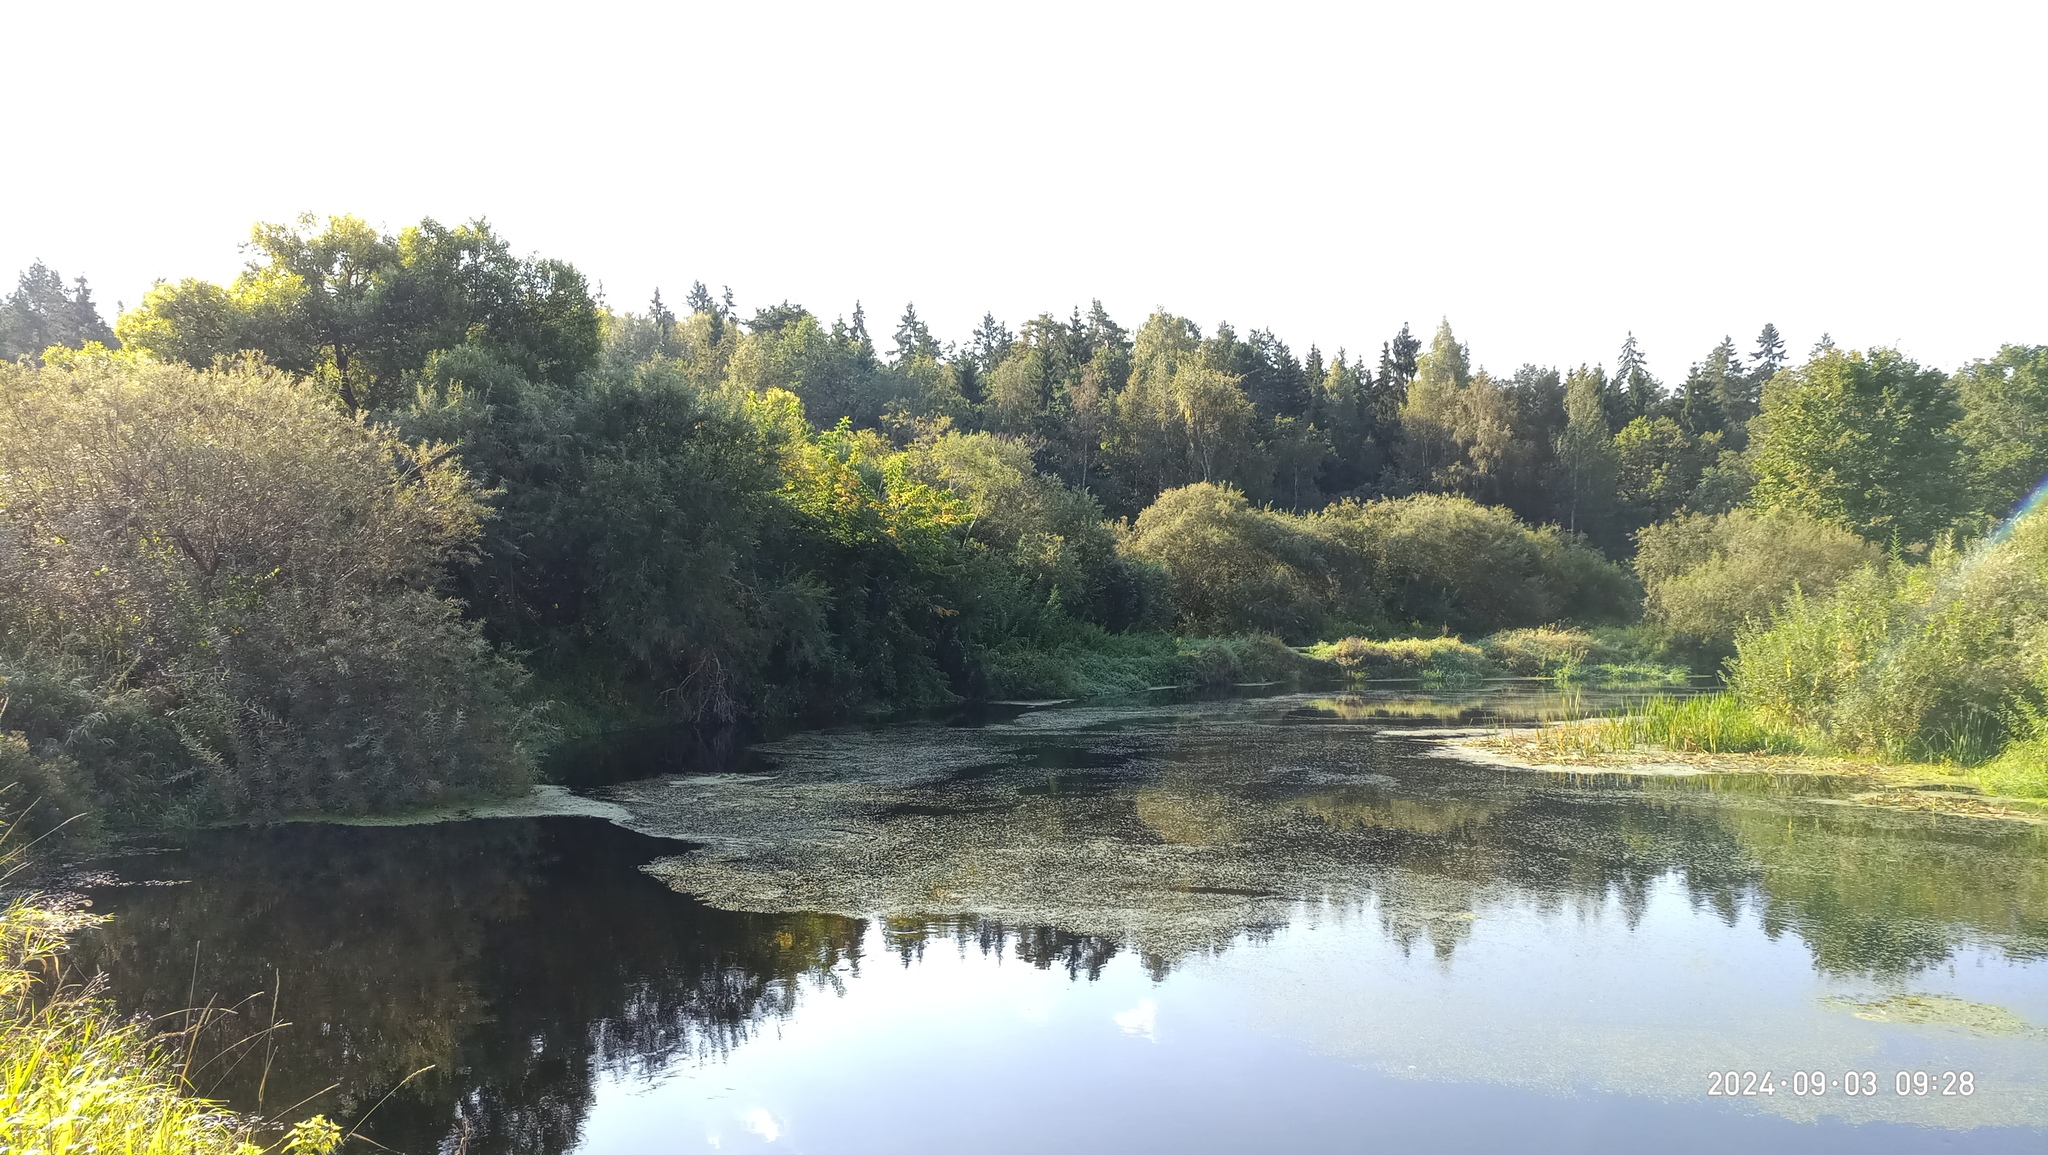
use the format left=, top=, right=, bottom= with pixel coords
left=3, top=0, right=2041, bottom=377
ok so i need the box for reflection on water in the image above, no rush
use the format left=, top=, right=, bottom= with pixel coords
left=80, top=688, right=2048, bottom=1153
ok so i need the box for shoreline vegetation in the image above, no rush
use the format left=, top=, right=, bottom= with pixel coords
left=1448, top=725, right=2048, bottom=825
left=0, top=816, right=342, bottom=1155
left=0, top=218, right=2043, bottom=829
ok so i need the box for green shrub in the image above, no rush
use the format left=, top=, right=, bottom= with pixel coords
left=1122, top=483, right=1370, bottom=640
left=1312, top=494, right=1636, bottom=634
left=977, top=631, right=1334, bottom=698
left=0, top=352, right=537, bottom=824
left=1480, top=627, right=1601, bottom=676
left=1636, top=508, right=1881, bottom=662
left=1730, top=509, right=2048, bottom=764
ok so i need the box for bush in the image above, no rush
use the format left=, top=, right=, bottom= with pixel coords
left=0, top=352, right=536, bottom=823
left=1730, top=509, right=2048, bottom=764
left=1312, top=494, right=1636, bottom=634
left=1121, top=483, right=1370, bottom=640
left=1122, top=487, right=1635, bottom=642
left=1636, top=508, right=1880, bottom=663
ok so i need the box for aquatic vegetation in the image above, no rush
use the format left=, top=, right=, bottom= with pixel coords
left=1478, top=627, right=1600, bottom=676
left=1820, top=994, right=2031, bottom=1035
left=1588, top=694, right=1806, bottom=756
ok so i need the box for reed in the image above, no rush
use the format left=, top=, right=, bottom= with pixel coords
left=0, top=809, right=340, bottom=1155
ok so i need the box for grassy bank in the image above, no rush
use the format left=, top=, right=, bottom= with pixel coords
left=1472, top=692, right=2048, bottom=812
left=1, top=900, right=264, bottom=1154
left=977, top=630, right=1339, bottom=699
left=1304, top=627, right=1690, bottom=687
left=0, top=860, right=357, bottom=1155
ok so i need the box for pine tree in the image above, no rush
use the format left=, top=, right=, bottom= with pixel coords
left=848, top=301, right=874, bottom=361
left=1677, top=337, right=1741, bottom=438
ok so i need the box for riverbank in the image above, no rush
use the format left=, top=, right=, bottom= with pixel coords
left=1441, top=724, right=2048, bottom=824
left=0, top=892, right=338, bottom=1155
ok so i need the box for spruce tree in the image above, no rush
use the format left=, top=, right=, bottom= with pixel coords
left=1615, top=332, right=1661, bottom=421
left=1749, top=323, right=1787, bottom=386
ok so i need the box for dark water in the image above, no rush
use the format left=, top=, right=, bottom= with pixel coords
left=79, top=688, right=2048, bottom=1153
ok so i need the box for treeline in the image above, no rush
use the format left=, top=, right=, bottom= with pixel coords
left=2, top=214, right=2044, bottom=822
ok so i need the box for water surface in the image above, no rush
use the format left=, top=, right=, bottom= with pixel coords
left=82, top=688, right=2048, bottom=1152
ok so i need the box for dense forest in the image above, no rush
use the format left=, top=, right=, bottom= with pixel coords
left=3, top=214, right=2045, bottom=826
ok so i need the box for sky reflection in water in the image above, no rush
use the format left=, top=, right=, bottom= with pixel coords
left=81, top=688, right=2048, bottom=1153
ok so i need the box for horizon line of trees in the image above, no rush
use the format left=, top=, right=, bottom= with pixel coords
left=3, top=214, right=2045, bottom=824
left=10, top=215, right=2040, bottom=560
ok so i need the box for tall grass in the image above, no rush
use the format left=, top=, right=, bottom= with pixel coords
left=0, top=808, right=340, bottom=1155
left=1727, top=509, right=2048, bottom=776
left=1310, top=636, right=1494, bottom=683
left=1594, top=694, right=1806, bottom=755
left=0, top=899, right=263, bottom=1155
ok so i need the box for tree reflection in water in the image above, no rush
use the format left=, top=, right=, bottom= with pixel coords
left=75, top=693, right=2048, bottom=1154
left=81, top=819, right=865, bottom=1155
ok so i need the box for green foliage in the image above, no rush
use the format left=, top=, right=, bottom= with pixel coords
left=1313, top=494, right=1636, bottom=635
left=117, top=214, right=602, bottom=410
left=1978, top=738, right=2048, bottom=800
left=1749, top=346, right=1969, bottom=547
left=1312, top=636, right=1493, bottom=684
left=0, top=261, right=115, bottom=363
left=0, top=900, right=259, bottom=1155
left=1121, top=483, right=1364, bottom=640
left=0, top=352, right=535, bottom=823
left=1555, top=365, right=1620, bottom=546
left=1592, top=694, right=1807, bottom=755
left=1954, top=344, right=2048, bottom=519
left=1730, top=509, right=2048, bottom=765
left=1123, top=486, right=1634, bottom=644
left=1613, top=416, right=1717, bottom=525
left=1635, top=509, right=1882, bottom=661
left=1480, top=627, right=1602, bottom=676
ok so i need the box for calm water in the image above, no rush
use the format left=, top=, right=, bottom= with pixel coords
left=79, top=687, right=2048, bottom=1153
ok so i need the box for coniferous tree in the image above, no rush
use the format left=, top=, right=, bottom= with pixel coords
left=891, top=303, right=940, bottom=365
left=1748, top=323, right=1787, bottom=388
left=1556, top=364, right=1622, bottom=548
left=0, top=261, right=117, bottom=361
left=1615, top=332, right=1661, bottom=421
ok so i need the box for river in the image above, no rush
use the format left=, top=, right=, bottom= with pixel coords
left=78, top=686, right=2048, bottom=1153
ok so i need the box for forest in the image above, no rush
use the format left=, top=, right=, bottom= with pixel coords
left=3, top=213, right=2045, bottom=828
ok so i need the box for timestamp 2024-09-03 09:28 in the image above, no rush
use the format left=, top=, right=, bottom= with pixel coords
left=1707, top=1070, right=1977, bottom=1098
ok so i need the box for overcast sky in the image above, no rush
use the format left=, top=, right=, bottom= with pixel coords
left=3, top=0, right=2041, bottom=376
